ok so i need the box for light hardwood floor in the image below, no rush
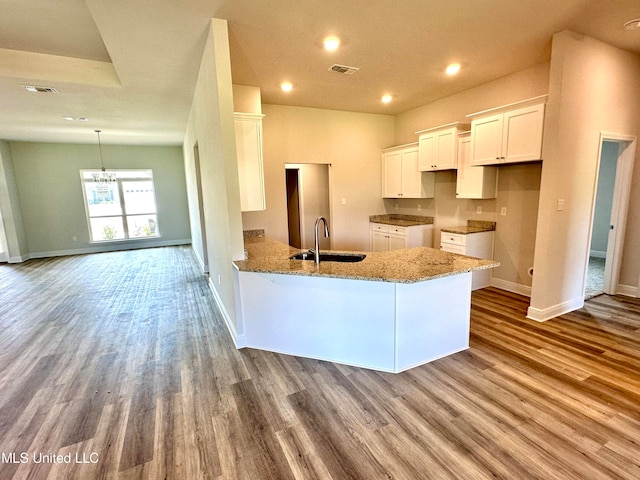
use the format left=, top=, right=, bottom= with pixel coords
left=1, top=246, right=639, bottom=479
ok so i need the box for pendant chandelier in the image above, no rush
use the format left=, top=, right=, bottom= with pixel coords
left=92, top=129, right=116, bottom=190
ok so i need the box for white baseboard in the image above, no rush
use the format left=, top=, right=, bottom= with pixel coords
left=617, top=284, right=638, bottom=298
left=589, top=250, right=607, bottom=259
left=8, top=254, right=31, bottom=263
left=27, top=238, right=191, bottom=260
left=207, top=276, right=246, bottom=348
left=490, top=277, right=532, bottom=297
left=526, top=296, right=585, bottom=322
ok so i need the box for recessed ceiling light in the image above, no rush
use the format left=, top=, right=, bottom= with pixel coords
left=381, top=94, right=393, bottom=104
left=78, top=117, right=89, bottom=122
left=281, top=82, right=293, bottom=92
left=323, top=37, right=340, bottom=51
left=62, top=116, right=74, bottom=121
left=445, top=63, right=461, bottom=76
left=624, top=18, right=640, bottom=30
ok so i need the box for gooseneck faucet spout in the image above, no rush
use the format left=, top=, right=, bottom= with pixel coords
left=314, top=216, right=330, bottom=265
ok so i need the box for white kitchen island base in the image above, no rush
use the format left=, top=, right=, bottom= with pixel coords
left=235, top=270, right=473, bottom=373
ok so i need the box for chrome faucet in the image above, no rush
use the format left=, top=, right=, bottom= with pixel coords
left=313, top=216, right=330, bottom=265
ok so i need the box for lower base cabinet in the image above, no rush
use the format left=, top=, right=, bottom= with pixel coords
left=370, top=223, right=433, bottom=252
left=440, top=231, right=494, bottom=290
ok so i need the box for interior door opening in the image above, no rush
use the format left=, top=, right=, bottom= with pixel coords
left=0, top=208, right=7, bottom=263
left=285, top=169, right=302, bottom=248
left=285, top=164, right=331, bottom=250
left=193, top=143, right=209, bottom=273
left=585, top=135, right=636, bottom=298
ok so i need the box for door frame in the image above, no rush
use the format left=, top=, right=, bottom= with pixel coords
left=0, top=209, right=8, bottom=262
left=193, top=142, right=209, bottom=273
left=585, top=132, right=636, bottom=296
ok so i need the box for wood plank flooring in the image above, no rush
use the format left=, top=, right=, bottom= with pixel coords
left=1, top=247, right=639, bottom=479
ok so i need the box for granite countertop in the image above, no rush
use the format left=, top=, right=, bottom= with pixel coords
left=369, top=214, right=434, bottom=227
left=441, top=220, right=496, bottom=235
left=234, top=236, right=498, bottom=284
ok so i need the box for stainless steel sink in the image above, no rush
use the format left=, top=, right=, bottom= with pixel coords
left=289, top=251, right=366, bottom=263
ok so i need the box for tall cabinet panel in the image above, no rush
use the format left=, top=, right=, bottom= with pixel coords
left=456, top=133, right=497, bottom=199
left=235, top=113, right=266, bottom=212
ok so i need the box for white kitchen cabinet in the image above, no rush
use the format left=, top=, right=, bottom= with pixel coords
left=456, top=132, right=498, bottom=199
left=382, top=144, right=435, bottom=198
left=416, top=123, right=468, bottom=171
left=235, top=112, right=266, bottom=211
left=469, top=98, right=545, bottom=166
left=370, top=223, right=433, bottom=252
left=440, top=230, right=494, bottom=290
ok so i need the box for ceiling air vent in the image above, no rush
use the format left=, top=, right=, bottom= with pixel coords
left=25, top=85, right=59, bottom=94
left=329, top=64, right=359, bottom=75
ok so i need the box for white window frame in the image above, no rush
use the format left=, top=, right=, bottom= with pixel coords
left=80, top=169, right=161, bottom=243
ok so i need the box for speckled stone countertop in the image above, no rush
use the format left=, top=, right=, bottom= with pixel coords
left=369, top=214, right=434, bottom=227
left=234, top=236, right=498, bottom=284
left=441, top=220, right=496, bottom=235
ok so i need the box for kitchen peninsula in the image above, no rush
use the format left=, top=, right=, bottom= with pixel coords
left=232, top=234, right=498, bottom=373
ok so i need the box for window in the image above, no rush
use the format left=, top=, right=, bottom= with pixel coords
left=80, top=169, right=160, bottom=242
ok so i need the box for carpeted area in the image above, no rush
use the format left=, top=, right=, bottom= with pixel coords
left=585, top=256, right=605, bottom=299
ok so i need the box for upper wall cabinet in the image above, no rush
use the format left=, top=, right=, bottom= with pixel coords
left=235, top=112, right=266, bottom=212
left=382, top=143, right=435, bottom=199
left=468, top=96, right=546, bottom=166
left=416, top=123, right=469, bottom=171
left=456, top=132, right=497, bottom=199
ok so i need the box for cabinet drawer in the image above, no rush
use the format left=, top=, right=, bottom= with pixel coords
left=440, top=232, right=466, bottom=247
left=389, top=226, right=406, bottom=236
left=371, top=223, right=389, bottom=233
left=440, top=244, right=466, bottom=255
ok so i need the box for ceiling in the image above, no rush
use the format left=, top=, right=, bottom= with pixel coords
left=0, top=0, right=638, bottom=146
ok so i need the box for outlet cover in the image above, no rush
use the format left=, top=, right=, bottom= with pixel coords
left=500, top=207, right=507, bottom=216
left=476, top=206, right=482, bottom=214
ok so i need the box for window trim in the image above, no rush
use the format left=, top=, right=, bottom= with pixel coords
left=80, top=169, right=161, bottom=243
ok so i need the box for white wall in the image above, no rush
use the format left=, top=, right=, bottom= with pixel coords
left=182, top=19, right=245, bottom=338
left=241, top=104, right=395, bottom=251
left=529, top=31, right=640, bottom=320
left=6, top=141, right=190, bottom=258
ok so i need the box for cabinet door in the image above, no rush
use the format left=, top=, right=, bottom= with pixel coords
left=418, top=133, right=437, bottom=171
left=419, top=129, right=457, bottom=171
left=440, top=243, right=466, bottom=254
left=382, top=151, right=403, bottom=198
left=235, top=114, right=266, bottom=211
left=387, top=233, right=407, bottom=251
left=400, top=148, right=422, bottom=197
left=435, top=129, right=457, bottom=170
left=470, top=113, right=503, bottom=165
left=370, top=229, right=389, bottom=252
left=502, top=103, right=544, bottom=163
left=456, top=135, right=497, bottom=199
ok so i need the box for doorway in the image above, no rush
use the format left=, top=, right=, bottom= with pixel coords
left=0, top=209, right=7, bottom=263
left=193, top=143, right=209, bottom=273
left=585, top=134, right=636, bottom=298
left=285, top=164, right=331, bottom=250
